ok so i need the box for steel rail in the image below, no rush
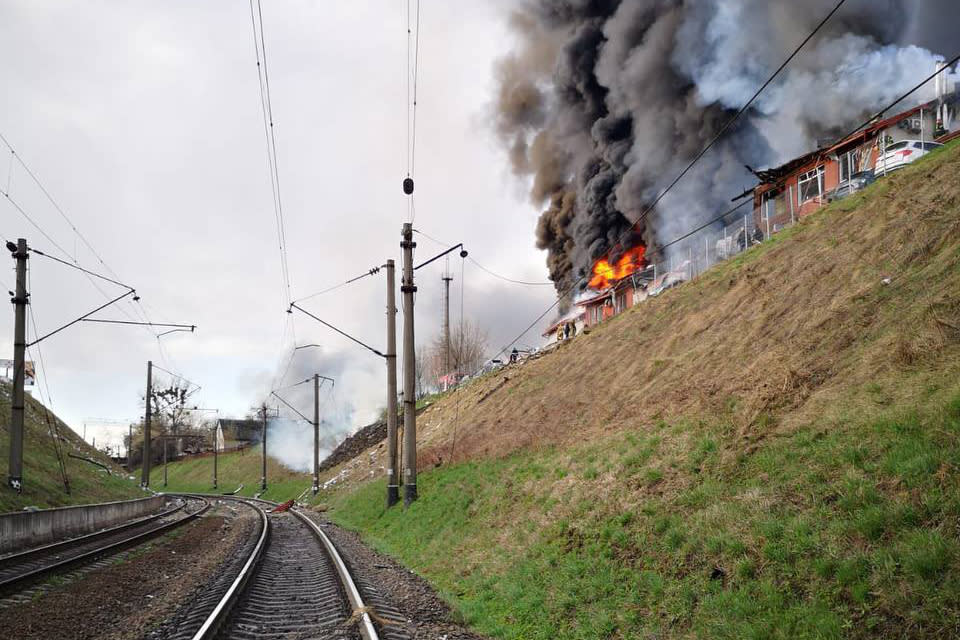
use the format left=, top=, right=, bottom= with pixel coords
left=291, top=507, right=379, bottom=640
left=187, top=498, right=269, bottom=640
left=0, top=499, right=185, bottom=567
left=184, top=494, right=379, bottom=640
left=0, top=496, right=209, bottom=594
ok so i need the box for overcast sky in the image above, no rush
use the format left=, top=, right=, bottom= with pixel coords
left=0, top=1, right=557, bottom=452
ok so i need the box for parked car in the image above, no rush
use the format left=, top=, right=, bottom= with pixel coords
left=875, top=140, right=942, bottom=173
left=826, top=170, right=876, bottom=202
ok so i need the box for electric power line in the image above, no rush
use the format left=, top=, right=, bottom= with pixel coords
left=414, top=228, right=552, bottom=285
left=0, top=133, right=184, bottom=367
left=291, top=265, right=382, bottom=304
left=249, top=0, right=292, bottom=309
left=404, top=0, right=422, bottom=223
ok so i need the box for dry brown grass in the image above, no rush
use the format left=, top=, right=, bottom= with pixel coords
left=317, top=143, right=960, bottom=494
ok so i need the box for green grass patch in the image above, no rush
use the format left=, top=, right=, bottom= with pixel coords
left=149, top=444, right=310, bottom=502
left=327, top=392, right=960, bottom=639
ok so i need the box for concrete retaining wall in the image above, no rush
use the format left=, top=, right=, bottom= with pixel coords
left=0, top=494, right=169, bottom=555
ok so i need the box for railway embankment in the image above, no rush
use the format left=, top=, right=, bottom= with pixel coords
left=316, top=142, right=960, bottom=638
left=0, top=383, right=142, bottom=513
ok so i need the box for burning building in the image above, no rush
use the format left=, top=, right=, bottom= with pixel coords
left=495, top=1, right=958, bottom=300
left=751, top=80, right=960, bottom=230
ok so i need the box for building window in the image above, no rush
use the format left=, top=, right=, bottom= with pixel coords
left=798, top=166, right=824, bottom=204
left=838, top=148, right=865, bottom=184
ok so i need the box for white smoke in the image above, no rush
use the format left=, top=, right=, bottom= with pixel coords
left=266, top=399, right=355, bottom=473
left=495, top=0, right=960, bottom=287
left=260, top=345, right=360, bottom=472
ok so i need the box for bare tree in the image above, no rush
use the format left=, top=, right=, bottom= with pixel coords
left=414, top=347, right=428, bottom=399
left=426, top=319, right=488, bottom=388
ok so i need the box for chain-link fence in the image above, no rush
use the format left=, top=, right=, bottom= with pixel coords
left=637, top=195, right=804, bottom=299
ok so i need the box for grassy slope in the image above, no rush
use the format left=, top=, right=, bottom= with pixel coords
left=149, top=445, right=311, bottom=503
left=0, top=383, right=143, bottom=513
left=322, top=142, right=960, bottom=639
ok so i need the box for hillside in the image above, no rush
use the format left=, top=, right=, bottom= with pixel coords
left=0, top=382, right=142, bottom=513
left=317, top=142, right=960, bottom=639
left=149, top=445, right=311, bottom=503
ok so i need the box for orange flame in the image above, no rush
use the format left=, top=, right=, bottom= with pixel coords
left=588, top=245, right=646, bottom=290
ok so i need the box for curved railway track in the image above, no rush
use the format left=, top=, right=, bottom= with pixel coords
left=173, top=496, right=380, bottom=640
left=0, top=495, right=209, bottom=596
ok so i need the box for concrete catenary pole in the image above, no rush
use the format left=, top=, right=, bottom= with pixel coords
left=260, top=403, right=268, bottom=492
left=213, top=424, right=218, bottom=490
left=140, top=360, right=152, bottom=487
left=313, top=373, right=320, bottom=495
left=385, top=259, right=400, bottom=507
left=442, top=260, right=453, bottom=389
left=163, top=436, right=168, bottom=487
left=400, top=223, right=418, bottom=506
left=7, top=238, right=28, bottom=492
left=127, top=424, right=133, bottom=473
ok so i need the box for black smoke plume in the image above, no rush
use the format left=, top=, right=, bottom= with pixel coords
left=495, top=0, right=957, bottom=296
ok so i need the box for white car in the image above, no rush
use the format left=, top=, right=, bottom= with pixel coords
left=875, top=140, right=942, bottom=173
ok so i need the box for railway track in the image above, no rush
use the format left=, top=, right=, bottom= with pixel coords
left=175, top=496, right=381, bottom=640
left=0, top=495, right=209, bottom=597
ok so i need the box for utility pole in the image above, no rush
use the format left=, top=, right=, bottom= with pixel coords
left=140, top=360, right=153, bottom=487
left=127, top=423, right=133, bottom=473
left=313, top=374, right=320, bottom=495
left=7, top=238, right=28, bottom=492
left=213, top=425, right=218, bottom=491
left=385, top=259, right=400, bottom=507
left=400, top=223, right=418, bottom=506
left=442, top=257, right=453, bottom=389
left=163, top=436, right=168, bottom=487
left=260, top=403, right=267, bottom=492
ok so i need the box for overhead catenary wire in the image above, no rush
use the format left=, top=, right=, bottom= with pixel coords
left=288, top=302, right=385, bottom=358
left=30, top=248, right=135, bottom=292
left=1, top=132, right=117, bottom=273
left=0, top=133, right=185, bottom=370
left=246, top=0, right=303, bottom=398
left=409, top=0, right=421, bottom=177
left=291, top=265, right=382, bottom=305
left=467, top=258, right=553, bottom=286
left=249, top=0, right=293, bottom=311
left=150, top=363, right=201, bottom=393
left=414, top=228, right=552, bottom=285
left=404, top=0, right=422, bottom=223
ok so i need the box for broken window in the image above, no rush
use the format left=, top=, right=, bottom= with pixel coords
left=798, top=166, right=824, bottom=204
left=838, top=148, right=864, bottom=184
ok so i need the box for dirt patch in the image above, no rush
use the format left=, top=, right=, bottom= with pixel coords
left=0, top=501, right=256, bottom=639
left=320, top=418, right=387, bottom=473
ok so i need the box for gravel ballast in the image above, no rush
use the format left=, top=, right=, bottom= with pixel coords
left=0, top=500, right=257, bottom=640
left=302, top=511, right=489, bottom=640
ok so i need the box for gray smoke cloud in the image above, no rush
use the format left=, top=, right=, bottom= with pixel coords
left=263, top=346, right=356, bottom=472
left=495, top=0, right=957, bottom=295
